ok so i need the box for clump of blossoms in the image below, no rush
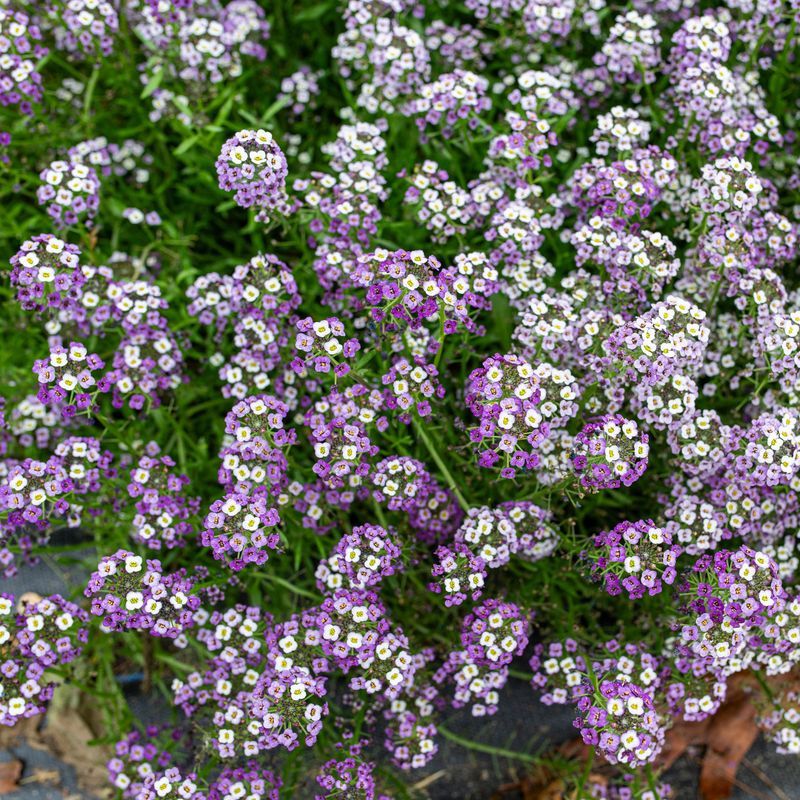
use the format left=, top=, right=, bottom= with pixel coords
left=729, top=409, right=800, bottom=488
left=572, top=219, right=681, bottom=304
left=401, top=161, right=475, bottom=243
left=309, top=418, right=376, bottom=488
left=84, top=550, right=200, bottom=638
left=678, top=546, right=785, bottom=671
left=314, top=742, right=385, bottom=800
left=201, top=491, right=281, bottom=569
left=221, top=666, right=327, bottom=754
left=595, top=11, right=661, bottom=85
left=352, top=249, right=444, bottom=333
left=15, top=593, right=89, bottom=667
left=591, top=520, right=680, bottom=600
left=0, top=456, right=73, bottom=533
left=666, top=410, right=729, bottom=477
left=370, top=456, right=433, bottom=511
left=465, top=353, right=545, bottom=478
left=216, top=129, right=289, bottom=211
left=326, top=523, right=403, bottom=589
left=460, top=598, right=530, bottom=668
left=571, top=415, right=650, bottom=492
left=208, top=762, right=281, bottom=800
left=602, top=296, right=710, bottom=386
left=591, top=106, right=651, bottom=155
left=529, top=640, right=588, bottom=706
left=381, top=356, right=443, bottom=421
left=127, top=443, right=199, bottom=550
left=403, top=70, right=491, bottom=140
left=9, top=234, right=84, bottom=314
left=0, top=8, right=48, bottom=115
left=691, top=156, right=763, bottom=218
left=292, top=317, right=361, bottom=377
left=0, top=595, right=55, bottom=726
left=54, top=0, right=119, bottom=58
left=333, top=18, right=431, bottom=114
left=576, top=677, right=665, bottom=767
left=501, top=501, right=559, bottom=561
left=430, top=542, right=487, bottom=607
left=37, top=159, right=101, bottom=227
left=33, top=342, right=105, bottom=417
left=224, top=394, right=295, bottom=452
left=454, top=505, right=517, bottom=570
left=661, top=637, right=729, bottom=723
left=383, top=695, right=438, bottom=770
left=102, top=325, right=185, bottom=411
left=760, top=691, right=800, bottom=754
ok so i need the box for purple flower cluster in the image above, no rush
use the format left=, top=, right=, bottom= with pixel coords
left=465, top=353, right=545, bottom=478
left=0, top=8, right=48, bottom=115
left=403, top=70, right=491, bottom=140
left=37, top=159, right=101, bottom=228
left=571, top=414, right=650, bottom=492
left=460, top=598, right=530, bottom=668
left=55, top=0, right=119, bottom=58
left=591, top=519, right=680, bottom=599
left=84, top=550, right=201, bottom=638
left=0, top=593, right=87, bottom=726
left=317, top=523, right=403, bottom=591
left=216, top=129, right=289, bottom=212
left=315, top=741, right=385, bottom=800
left=293, top=317, right=361, bottom=378
left=381, top=356, right=443, bottom=420
left=128, top=443, right=199, bottom=550
left=201, top=491, right=281, bottom=569
left=576, top=679, right=665, bottom=767
left=9, top=234, right=84, bottom=314
left=678, top=546, right=785, bottom=671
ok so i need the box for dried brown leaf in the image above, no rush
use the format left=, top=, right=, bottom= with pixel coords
left=39, top=684, right=113, bottom=798
left=0, top=759, right=23, bottom=793
left=699, top=688, right=759, bottom=800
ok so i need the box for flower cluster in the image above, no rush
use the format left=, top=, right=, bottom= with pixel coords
left=84, top=550, right=201, bottom=638
left=678, top=546, right=785, bottom=671
left=403, top=70, right=491, bottom=140
left=460, top=598, right=530, bottom=668
left=571, top=415, right=650, bottom=492
left=37, top=159, right=101, bottom=228
left=465, top=353, right=545, bottom=478
left=128, top=443, right=199, bottom=550
left=33, top=342, right=105, bottom=417
left=591, top=519, right=680, bottom=600
left=318, top=523, right=403, bottom=590
left=216, top=129, right=288, bottom=211
left=201, top=491, right=281, bottom=569
left=293, top=317, right=361, bottom=377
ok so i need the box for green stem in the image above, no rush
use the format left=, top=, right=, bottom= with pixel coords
left=411, top=418, right=470, bottom=511
left=575, top=746, right=595, bottom=798
left=437, top=724, right=539, bottom=764
left=82, top=65, right=101, bottom=126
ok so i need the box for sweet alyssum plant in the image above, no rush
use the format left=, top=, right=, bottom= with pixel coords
left=2, top=0, right=800, bottom=798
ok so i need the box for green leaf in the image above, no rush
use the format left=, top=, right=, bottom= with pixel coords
left=294, top=1, right=333, bottom=21
left=140, top=67, right=164, bottom=99
left=173, top=134, right=200, bottom=155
